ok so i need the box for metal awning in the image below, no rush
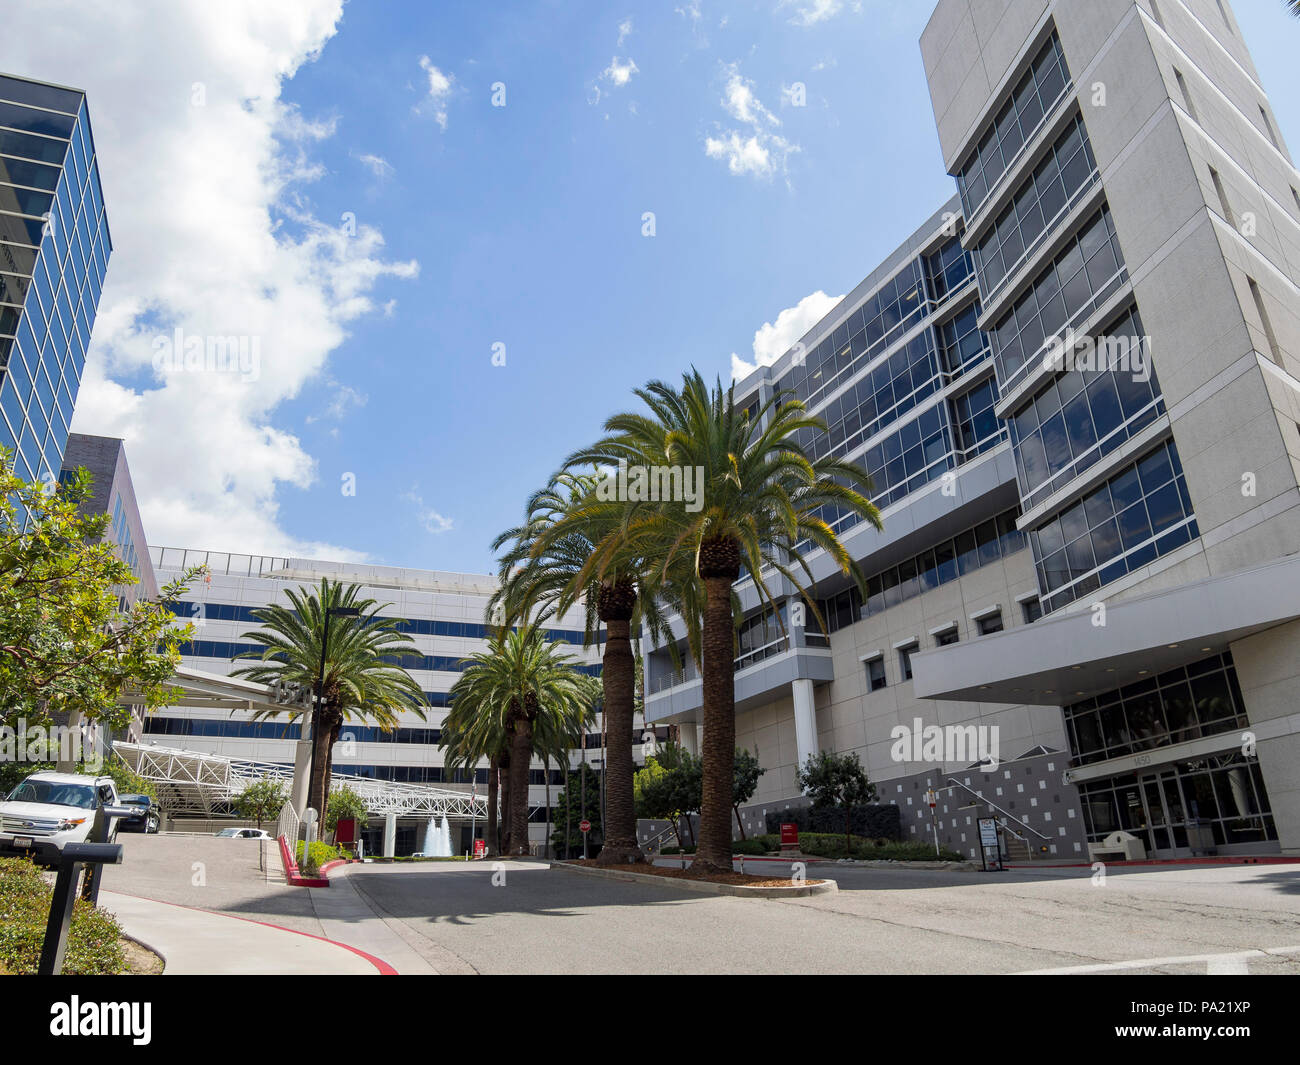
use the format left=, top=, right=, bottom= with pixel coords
left=119, top=665, right=308, bottom=714
left=912, top=554, right=1300, bottom=705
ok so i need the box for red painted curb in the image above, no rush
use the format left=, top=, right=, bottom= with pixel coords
left=278, top=834, right=331, bottom=888
left=105, top=890, right=398, bottom=975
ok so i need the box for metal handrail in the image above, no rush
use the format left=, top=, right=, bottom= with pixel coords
left=640, top=823, right=679, bottom=856
left=943, top=777, right=1050, bottom=841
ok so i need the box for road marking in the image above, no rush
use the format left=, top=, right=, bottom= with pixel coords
left=1015, top=945, right=1300, bottom=975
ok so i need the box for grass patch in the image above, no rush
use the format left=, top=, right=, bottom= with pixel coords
left=0, top=857, right=128, bottom=975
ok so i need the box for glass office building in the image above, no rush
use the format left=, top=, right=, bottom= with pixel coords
left=0, top=73, right=111, bottom=485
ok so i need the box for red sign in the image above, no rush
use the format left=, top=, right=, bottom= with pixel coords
left=334, top=818, right=357, bottom=844
left=473, top=839, right=487, bottom=858
left=579, top=819, right=592, bottom=834
left=780, top=823, right=799, bottom=847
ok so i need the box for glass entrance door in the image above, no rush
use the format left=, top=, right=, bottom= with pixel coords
left=1137, top=769, right=1191, bottom=855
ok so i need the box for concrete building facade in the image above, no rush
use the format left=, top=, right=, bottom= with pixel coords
left=146, top=546, right=620, bottom=856
left=644, top=0, right=1300, bottom=861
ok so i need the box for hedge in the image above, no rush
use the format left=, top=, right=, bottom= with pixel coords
left=0, top=857, right=127, bottom=975
left=763, top=803, right=902, bottom=841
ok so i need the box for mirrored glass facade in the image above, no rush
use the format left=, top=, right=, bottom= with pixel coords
left=0, top=73, right=111, bottom=485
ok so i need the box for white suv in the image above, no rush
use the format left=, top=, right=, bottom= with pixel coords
left=0, top=771, right=119, bottom=865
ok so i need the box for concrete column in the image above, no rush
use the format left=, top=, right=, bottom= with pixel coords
left=792, top=678, right=818, bottom=778
left=678, top=722, right=701, bottom=757
left=383, top=812, right=397, bottom=857
left=290, top=736, right=312, bottom=816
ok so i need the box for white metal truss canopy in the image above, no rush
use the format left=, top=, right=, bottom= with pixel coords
left=113, top=741, right=490, bottom=820
left=118, top=665, right=311, bottom=715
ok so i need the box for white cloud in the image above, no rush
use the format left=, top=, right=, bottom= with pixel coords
left=601, top=56, right=639, bottom=89
left=730, top=291, right=844, bottom=381
left=617, top=18, right=633, bottom=46
left=304, top=379, right=367, bottom=424
left=0, top=0, right=418, bottom=560
left=402, top=489, right=454, bottom=535
left=357, top=152, right=394, bottom=180
left=417, top=55, right=454, bottom=129
left=781, top=0, right=848, bottom=27
left=705, top=64, right=798, bottom=181
left=721, top=65, right=779, bottom=127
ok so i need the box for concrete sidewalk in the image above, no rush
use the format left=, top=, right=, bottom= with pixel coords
left=101, top=890, right=394, bottom=975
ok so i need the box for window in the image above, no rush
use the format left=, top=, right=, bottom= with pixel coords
left=899, top=643, right=918, bottom=681
left=936, top=628, right=960, bottom=647
left=1173, top=69, right=1198, bottom=123
left=976, top=612, right=1005, bottom=636
left=1021, top=597, right=1043, bottom=624
left=866, top=656, right=887, bottom=691
left=1247, top=278, right=1282, bottom=367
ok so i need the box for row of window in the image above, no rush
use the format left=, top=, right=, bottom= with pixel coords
left=990, top=206, right=1128, bottom=393
left=109, top=493, right=141, bottom=578
left=1031, top=439, right=1198, bottom=614
left=866, top=608, right=1010, bottom=692
left=1011, top=305, right=1165, bottom=510
left=166, top=599, right=594, bottom=646
left=972, top=111, right=1099, bottom=297
left=814, top=507, right=1027, bottom=634
left=1063, top=653, right=1246, bottom=767
left=773, top=238, right=976, bottom=414
left=956, top=32, right=1071, bottom=220
left=173, top=638, right=604, bottom=677
left=0, top=102, right=108, bottom=486
left=1077, top=755, right=1275, bottom=849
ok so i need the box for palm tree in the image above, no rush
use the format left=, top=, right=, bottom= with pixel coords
left=447, top=623, right=599, bottom=855
left=1288, top=1, right=1300, bottom=17
left=489, top=471, right=675, bottom=865
left=233, top=579, right=426, bottom=826
left=439, top=684, right=510, bottom=856
left=571, top=370, right=883, bottom=874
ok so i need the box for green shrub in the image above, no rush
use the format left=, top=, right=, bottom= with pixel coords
left=731, top=839, right=770, bottom=856
left=752, top=834, right=781, bottom=852
left=792, top=833, right=963, bottom=862
left=295, top=840, right=340, bottom=873
left=660, top=845, right=696, bottom=855
left=0, top=857, right=127, bottom=975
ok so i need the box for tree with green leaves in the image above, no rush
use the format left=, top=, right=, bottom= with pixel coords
left=232, top=579, right=426, bottom=827
left=232, top=778, right=287, bottom=830
left=569, top=370, right=882, bottom=873
left=635, top=742, right=702, bottom=848
left=447, top=623, right=600, bottom=855
left=0, top=450, right=196, bottom=734
left=549, top=764, right=603, bottom=858
left=489, top=470, right=677, bottom=866
left=796, top=751, right=877, bottom=857
left=325, top=783, right=368, bottom=833
left=732, top=748, right=765, bottom=840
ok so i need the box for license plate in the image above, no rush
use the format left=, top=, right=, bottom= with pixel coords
left=13, top=836, right=33, bottom=849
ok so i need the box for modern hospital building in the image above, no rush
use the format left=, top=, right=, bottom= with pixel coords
left=645, top=0, right=1300, bottom=861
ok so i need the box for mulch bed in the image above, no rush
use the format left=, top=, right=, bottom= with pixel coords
left=565, top=859, right=824, bottom=888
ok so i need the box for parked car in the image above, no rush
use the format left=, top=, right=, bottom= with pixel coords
left=0, top=771, right=121, bottom=865
left=117, top=793, right=161, bottom=834
left=214, top=827, right=271, bottom=839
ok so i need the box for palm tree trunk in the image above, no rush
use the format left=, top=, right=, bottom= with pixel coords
left=318, top=718, right=341, bottom=831
left=499, top=754, right=511, bottom=855
left=693, top=551, right=740, bottom=874
left=595, top=585, right=642, bottom=865
left=486, top=754, right=500, bottom=857
left=306, top=703, right=335, bottom=822
left=507, top=713, right=533, bottom=855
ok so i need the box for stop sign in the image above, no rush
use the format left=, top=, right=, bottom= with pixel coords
left=579, top=819, right=591, bottom=833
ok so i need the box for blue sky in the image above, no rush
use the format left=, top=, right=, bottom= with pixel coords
left=5, top=1, right=1299, bottom=575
